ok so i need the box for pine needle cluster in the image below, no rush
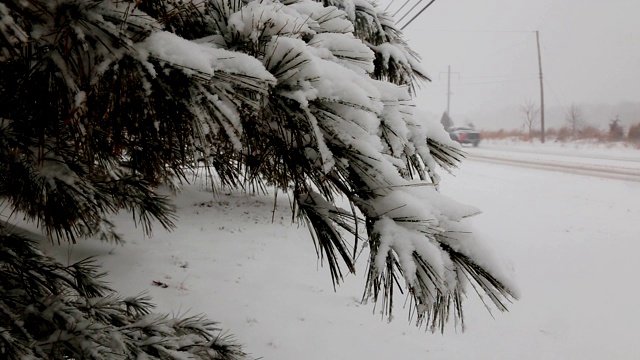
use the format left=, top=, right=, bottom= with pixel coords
left=0, top=226, right=247, bottom=359
left=0, top=0, right=517, bottom=357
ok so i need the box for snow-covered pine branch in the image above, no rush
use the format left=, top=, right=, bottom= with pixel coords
left=197, top=0, right=517, bottom=330
left=0, top=228, right=248, bottom=359
left=0, top=1, right=517, bottom=358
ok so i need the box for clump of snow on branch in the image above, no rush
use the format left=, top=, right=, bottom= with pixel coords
left=228, top=0, right=315, bottom=41
left=288, top=1, right=354, bottom=34
left=309, top=33, right=375, bottom=74
left=137, top=31, right=275, bottom=82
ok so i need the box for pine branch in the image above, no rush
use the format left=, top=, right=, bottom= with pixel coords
left=295, top=190, right=359, bottom=287
left=0, top=0, right=517, bottom=343
left=0, top=229, right=250, bottom=360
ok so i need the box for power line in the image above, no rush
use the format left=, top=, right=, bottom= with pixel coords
left=392, top=0, right=412, bottom=17
left=494, top=38, right=532, bottom=53
left=383, top=0, right=396, bottom=11
left=399, top=0, right=437, bottom=31
left=545, top=78, right=571, bottom=119
left=461, top=73, right=538, bottom=79
left=396, top=0, right=433, bottom=27
left=411, top=29, right=535, bottom=33
left=460, top=78, right=538, bottom=86
left=429, top=77, right=538, bottom=87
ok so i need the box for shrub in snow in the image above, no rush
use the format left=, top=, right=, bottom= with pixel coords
left=0, top=228, right=247, bottom=359
left=0, top=0, right=516, bottom=356
left=627, top=123, right=640, bottom=144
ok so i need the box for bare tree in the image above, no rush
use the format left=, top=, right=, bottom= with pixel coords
left=520, top=100, right=539, bottom=142
left=566, top=104, right=583, bottom=139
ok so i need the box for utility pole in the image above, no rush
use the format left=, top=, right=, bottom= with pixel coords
left=439, top=65, right=460, bottom=116
left=536, top=30, right=545, bottom=143
left=447, top=65, right=451, bottom=115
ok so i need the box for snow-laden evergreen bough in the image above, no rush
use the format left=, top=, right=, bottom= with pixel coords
left=0, top=228, right=247, bottom=359
left=0, top=0, right=517, bottom=358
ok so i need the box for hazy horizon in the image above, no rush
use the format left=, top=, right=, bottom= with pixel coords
left=390, top=0, right=640, bottom=128
left=431, top=101, right=640, bottom=131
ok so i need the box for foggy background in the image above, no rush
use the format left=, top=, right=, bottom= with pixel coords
left=391, top=0, right=640, bottom=130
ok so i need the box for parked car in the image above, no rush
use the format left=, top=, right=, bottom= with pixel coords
left=448, top=127, right=481, bottom=147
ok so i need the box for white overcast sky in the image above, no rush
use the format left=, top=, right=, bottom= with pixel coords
left=390, top=0, right=640, bottom=119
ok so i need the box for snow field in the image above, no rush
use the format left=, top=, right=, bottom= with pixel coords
left=36, top=145, right=640, bottom=359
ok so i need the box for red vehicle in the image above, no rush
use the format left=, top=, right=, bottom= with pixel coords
left=448, top=127, right=481, bottom=147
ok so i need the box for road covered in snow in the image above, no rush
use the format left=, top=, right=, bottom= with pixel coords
left=437, top=142, right=640, bottom=359
left=464, top=141, right=640, bottom=182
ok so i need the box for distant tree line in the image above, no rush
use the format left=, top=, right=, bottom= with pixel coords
left=482, top=119, right=640, bottom=146
left=511, top=101, right=640, bottom=145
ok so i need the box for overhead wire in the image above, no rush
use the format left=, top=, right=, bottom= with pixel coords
left=397, top=0, right=436, bottom=30
left=384, top=0, right=396, bottom=12
left=395, top=0, right=425, bottom=26
left=545, top=78, right=571, bottom=119
left=392, top=0, right=413, bottom=17
left=428, top=77, right=538, bottom=87
left=398, top=0, right=436, bottom=31
left=462, top=73, right=538, bottom=79
left=415, top=29, right=534, bottom=33
left=388, top=1, right=548, bottom=118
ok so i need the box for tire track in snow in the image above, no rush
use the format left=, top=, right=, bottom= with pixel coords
left=466, top=153, right=640, bottom=183
left=476, top=145, right=640, bottom=164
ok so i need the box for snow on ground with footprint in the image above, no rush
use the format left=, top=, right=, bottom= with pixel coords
left=35, top=142, right=640, bottom=359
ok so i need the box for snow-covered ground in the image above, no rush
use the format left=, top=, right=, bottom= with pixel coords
left=36, top=142, right=640, bottom=359
left=465, top=140, right=640, bottom=182
left=477, top=139, right=640, bottom=164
